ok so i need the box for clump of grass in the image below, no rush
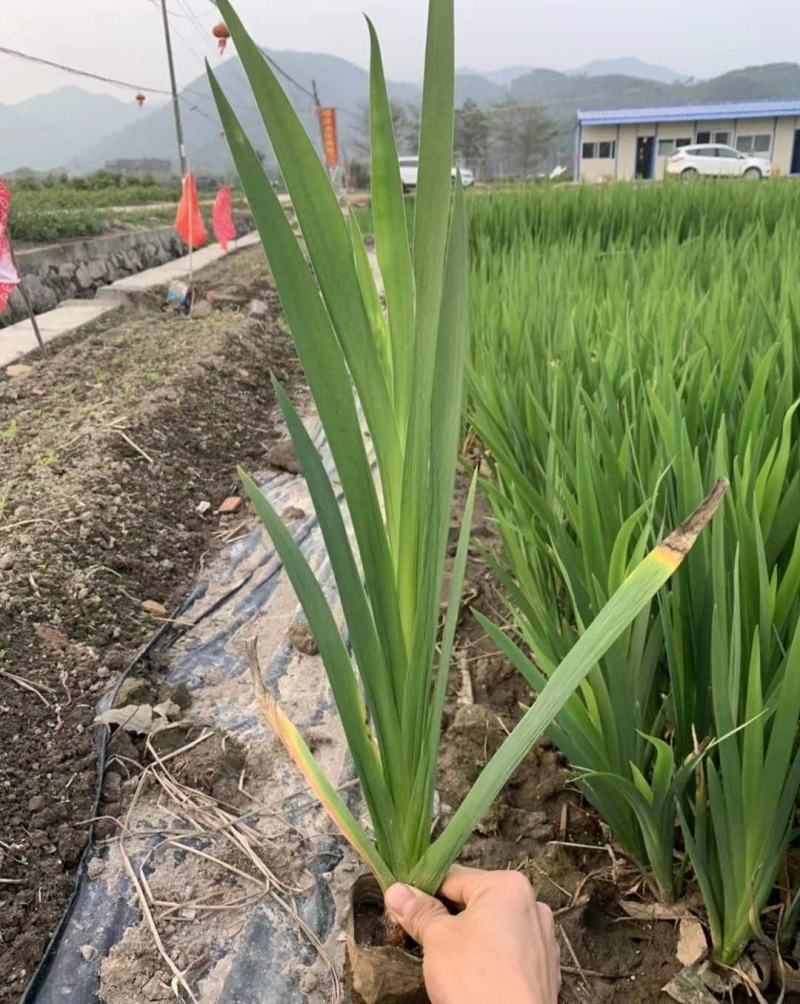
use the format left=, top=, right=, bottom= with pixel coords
left=470, top=182, right=800, bottom=962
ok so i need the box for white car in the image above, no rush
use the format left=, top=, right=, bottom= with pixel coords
left=398, top=156, right=475, bottom=192
left=667, top=144, right=772, bottom=180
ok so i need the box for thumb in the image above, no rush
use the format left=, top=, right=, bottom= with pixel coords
left=384, top=883, right=449, bottom=945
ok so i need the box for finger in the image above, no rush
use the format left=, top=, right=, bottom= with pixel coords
left=384, top=883, right=449, bottom=946
left=437, top=865, right=494, bottom=907
left=537, top=902, right=555, bottom=936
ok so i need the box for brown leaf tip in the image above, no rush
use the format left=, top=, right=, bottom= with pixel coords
left=662, top=478, right=729, bottom=559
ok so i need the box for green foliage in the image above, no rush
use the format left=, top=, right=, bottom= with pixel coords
left=9, top=208, right=106, bottom=243
left=7, top=177, right=232, bottom=243
left=469, top=180, right=800, bottom=961
left=211, top=0, right=712, bottom=896
left=8, top=173, right=182, bottom=242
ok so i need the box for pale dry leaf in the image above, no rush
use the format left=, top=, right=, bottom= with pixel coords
left=94, top=704, right=153, bottom=733
left=677, top=916, right=708, bottom=967
left=153, top=699, right=181, bottom=720
left=620, top=899, right=688, bottom=921
left=663, top=964, right=719, bottom=1004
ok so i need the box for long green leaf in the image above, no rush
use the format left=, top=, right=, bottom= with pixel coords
left=207, top=62, right=408, bottom=708
left=410, top=479, right=728, bottom=892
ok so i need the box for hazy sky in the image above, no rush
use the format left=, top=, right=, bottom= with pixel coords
left=4, top=0, right=799, bottom=104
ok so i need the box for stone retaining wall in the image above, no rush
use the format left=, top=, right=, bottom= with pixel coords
left=2, top=215, right=253, bottom=327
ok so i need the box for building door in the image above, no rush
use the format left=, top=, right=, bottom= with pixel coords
left=791, top=130, right=800, bottom=175
left=635, top=136, right=654, bottom=179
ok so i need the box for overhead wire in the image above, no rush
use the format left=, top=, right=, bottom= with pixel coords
left=3, top=16, right=358, bottom=153
left=0, top=44, right=173, bottom=96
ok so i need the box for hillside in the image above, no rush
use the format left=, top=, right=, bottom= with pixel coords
left=0, top=86, right=142, bottom=173
left=73, top=52, right=507, bottom=175
left=572, top=57, right=686, bottom=84
left=4, top=56, right=800, bottom=176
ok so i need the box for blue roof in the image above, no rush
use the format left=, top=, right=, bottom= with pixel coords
left=578, top=99, right=800, bottom=126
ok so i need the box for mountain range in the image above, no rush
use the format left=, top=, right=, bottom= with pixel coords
left=3, top=56, right=800, bottom=176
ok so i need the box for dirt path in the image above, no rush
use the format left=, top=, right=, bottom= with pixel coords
left=0, top=245, right=303, bottom=1001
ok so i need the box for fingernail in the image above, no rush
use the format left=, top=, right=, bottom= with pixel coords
left=385, top=883, right=415, bottom=918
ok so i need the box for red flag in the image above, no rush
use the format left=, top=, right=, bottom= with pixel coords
left=0, top=180, right=20, bottom=314
left=212, top=186, right=236, bottom=252
left=318, top=108, right=339, bottom=167
left=175, top=172, right=208, bottom=249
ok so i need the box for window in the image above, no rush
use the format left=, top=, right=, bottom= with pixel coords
left=713, top=131, right=730, bottom=145
left=696, top=130, right=711, bottom=144
left=716, top=147, right=739, bottom=158
left=658, top=138, right=690, bottom=156
left=582, top=141, right=616, bottom=160
left=738, top=134, right=771, bottom=154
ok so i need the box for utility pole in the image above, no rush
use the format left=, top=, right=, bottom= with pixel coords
left=311, top=78, right=325, bottom=151
left=160, top=0, right=187, bottom=177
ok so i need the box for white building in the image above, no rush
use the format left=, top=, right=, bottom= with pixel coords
left=576, top=99, right=800, bottom=182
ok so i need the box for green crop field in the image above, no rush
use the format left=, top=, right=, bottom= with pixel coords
left=6, top=174, right=247, bottom=244
left=469, top=179, right=800, bottom=964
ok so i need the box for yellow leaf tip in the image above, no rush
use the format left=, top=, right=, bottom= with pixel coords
left=660, top=477, right=729, bottom=564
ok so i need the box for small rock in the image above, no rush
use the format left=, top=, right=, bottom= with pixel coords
left=114, top=675, right=154, bottom=707
left=86, top=857, right=105, bottom=880
left=153, top=699, right=181, bottom=720
left=299, top=971, right=318, bottom=993
left=28, top=794, right=47, bottom=813
left=30, top=386, right=46, bottom=397
left=159, top=682, right=192, bottom=711
left=97, top=666, right=110, bottom=679
left=0, top=551, right=17, bottom=570
left=102, top=772, right=123, bottom=801
left=217, top=495, right=242, bottom=515
left=267, top=440, right=302, bottom=475
left=141, top=599, right=167, bottom=618
left=79, top=944, right=96, bottom=962
left=6, top=364, right=33, bottom=379
left=57, top=827, right=84, bottom=867
left=74, top=264, right=92, bottom=290
left=289, top=622, right=319, bottom=656
left=248, top=298, right=269, bottom=318
left=195, top=500, right=212, bottom=515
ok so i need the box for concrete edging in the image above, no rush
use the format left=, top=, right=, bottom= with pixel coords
left=0, top=232, right=261, bottom=370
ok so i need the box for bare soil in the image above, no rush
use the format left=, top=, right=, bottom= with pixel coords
left=0, top=245, right=302, bottom=1001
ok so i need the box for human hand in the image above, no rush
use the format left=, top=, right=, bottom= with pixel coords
left=384, top=865, right=560, bottom=1004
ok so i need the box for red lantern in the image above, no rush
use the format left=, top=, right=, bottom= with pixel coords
left=212, top=23, right=230, bottom=55
left=135, top=92, right=146, bottom=108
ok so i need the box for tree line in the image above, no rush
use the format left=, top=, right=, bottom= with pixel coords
left=349, top=98, right=557, bottom=181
